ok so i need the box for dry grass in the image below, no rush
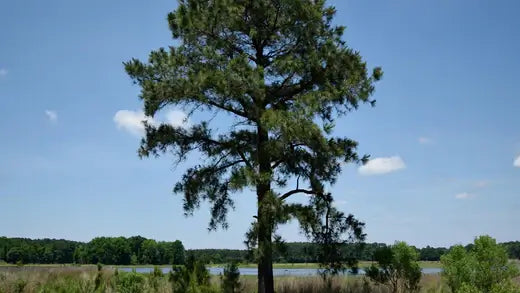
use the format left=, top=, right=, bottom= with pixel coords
left=0, top=266, right=449, bottom=293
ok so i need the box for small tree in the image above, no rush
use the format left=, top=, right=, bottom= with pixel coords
left=221, top=262, right=241, bottom=293
left=441, top=235, right=519, bottom=293
left=441, top=245, right=475, bottom=292
left=365, top=241, right=421, bottom=293
left=169, top=254, right=213, bottom=293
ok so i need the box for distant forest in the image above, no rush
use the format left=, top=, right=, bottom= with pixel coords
left=1, top=236, right=519, bottom=265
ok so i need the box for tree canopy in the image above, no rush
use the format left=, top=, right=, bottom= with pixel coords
left=124, top=1, right=381, bottom=292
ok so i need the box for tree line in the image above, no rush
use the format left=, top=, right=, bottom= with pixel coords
left=0, top=236, right=185, bottom=265
left=3, top=236, right=518, bottom=265
left=190, top=241, right=520, bottom=264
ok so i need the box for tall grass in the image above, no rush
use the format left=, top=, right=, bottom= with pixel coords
left=0, top=266, right=453, bottom=293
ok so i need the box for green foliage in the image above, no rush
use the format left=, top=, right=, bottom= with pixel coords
left=125, top=1, right=381, bottom=291
left=116, top=271, right=147, bottom=293
left=456, top=283, right=481, bottom=293
left=441, top=235, right=519, bottom=293
left=502, top=241, right=520, bottom=260
left=37, top=275, right=96, bottom=293
left=440, top=245, right=473, bottom=292
left=0, top=236, right=185, bottom=266
left=188, top=249, right=246, bottom=264
left=221, top=262, right=241, bottom=293
left=365, top=241, right=422, bottom=293
left=130, top=253, right=139, bottom=265
left=418, top=246, right=448, bottom=262
left=11, top=279, right=27, bottom=293
left=94, top=263, right=103, bottom=290
left=0, top=236, right=79, bottom=264
left=149, top=266, right=164, bottom=291
left=169, top=255, right=215, bottom=293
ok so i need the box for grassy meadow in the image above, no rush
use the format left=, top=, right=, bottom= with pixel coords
left=0, top=265, right=450, bottom=293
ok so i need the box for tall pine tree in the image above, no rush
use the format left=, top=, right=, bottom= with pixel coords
left=125, top=1, right=382, bottom=292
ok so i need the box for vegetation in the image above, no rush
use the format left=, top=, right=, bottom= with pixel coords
left=221, top=262, right=241, bottom=293
left=365, top=242, right=422, bottom=293
left=0, top=236, right=184, bottom=266
left=0, top=237, right=79, bottom=264
left=1, top=235, right=519, bottom=292
left=0, top=265, right=453, bottom=293
left=124, top=0, right=382, bottom=292
left=2, top=236, right=519, bottom=267
left=441, top=235, right=519, bottom=293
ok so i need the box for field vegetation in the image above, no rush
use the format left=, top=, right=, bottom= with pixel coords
left=1, top=236, right=518, bottom=293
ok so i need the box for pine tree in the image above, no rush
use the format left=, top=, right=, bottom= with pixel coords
left=125, top=1, right=382, bottom=292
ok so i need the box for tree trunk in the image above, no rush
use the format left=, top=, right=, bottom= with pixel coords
left=257, top=125, right=274, bottom=293
left=257, top=202, right=274, bottom=293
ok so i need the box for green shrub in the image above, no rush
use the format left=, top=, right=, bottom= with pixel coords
left=221, top=262, right=241, bottom=293
left=149, top=265, right=164, bottom=290
left=94, top=263, right=103, bottom=290
left=441, top=235, right=519, bottom=293
left=12, top=279, right=26, bottom=293
left=116, top=271, right=147, bottom=293
left=169, top=255, right=217, bottom=293
left=365, top=241, right=422, bottom=293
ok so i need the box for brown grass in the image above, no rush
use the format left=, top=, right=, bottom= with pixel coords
left=0, top=266, right=450, bottom=293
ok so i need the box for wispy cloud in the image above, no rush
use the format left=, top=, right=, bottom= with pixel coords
left=418, top=137, right=433, bottom=144
left=114, top=109, right=189, bottom=137
left=44, top=110, right=58, bottom=122
left=113, top=110, right=154, bottom=136
left=165, top=110, right=189, bottom=128
left=358, top=156, right=406, bottom=176
left=0, top=68, right=7, bottom=77
left=455, top=192, right=474, bottom=200
left=514, top=155, right=520, bottom=168
left=474, top=180, right=489, bottom=188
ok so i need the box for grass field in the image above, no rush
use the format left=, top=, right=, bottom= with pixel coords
left=0, top=265, right=448, bottom=293
left=1, top=264, right=518, bottom=292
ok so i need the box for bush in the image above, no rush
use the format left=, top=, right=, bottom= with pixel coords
left=12, top=279, right=27, bottom=293
left=365, top=241, right=422, bottom=293
left=441, top=235, right=519, bottom=293
left=221, top=262, right=241, bottom=293
left=149, top=265, right=164, bottom=290
left=116, top=271, right=147, bottom=293
left=169, top=254, right=217, bottom=293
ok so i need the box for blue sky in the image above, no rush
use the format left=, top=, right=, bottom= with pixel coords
left=0, top=0, right=519, bottom=249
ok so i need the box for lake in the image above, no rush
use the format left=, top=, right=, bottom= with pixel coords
left=119, top=267, right=442, bottom=276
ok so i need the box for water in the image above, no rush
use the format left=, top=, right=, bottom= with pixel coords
left=118, top=267, right=442, bottom=276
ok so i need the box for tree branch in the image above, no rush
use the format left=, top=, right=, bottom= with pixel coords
left=213, top=159, right=246, bottom=173
left=279, top=189, right=319, bottom=201
left=205, top=98, right=250, bottom=119
left=237, top=149, right=254, bottom=170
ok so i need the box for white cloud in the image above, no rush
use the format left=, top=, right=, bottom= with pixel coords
left=514, top=155, right=520, bottom=168
left=166, top=110, right=190, bottom=128
left=44, top=110, right=57, bottom=122
left=455, top=192, right=474, bottom=200
left=0, top=68, right=7, bottom=77
left=114, top=109, right=189, bottom=137
left=358, top=156, right=406, bottom=176
left=418, top=137, right=433, bottom=144
left=114, top=110, right=154, bottom=136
